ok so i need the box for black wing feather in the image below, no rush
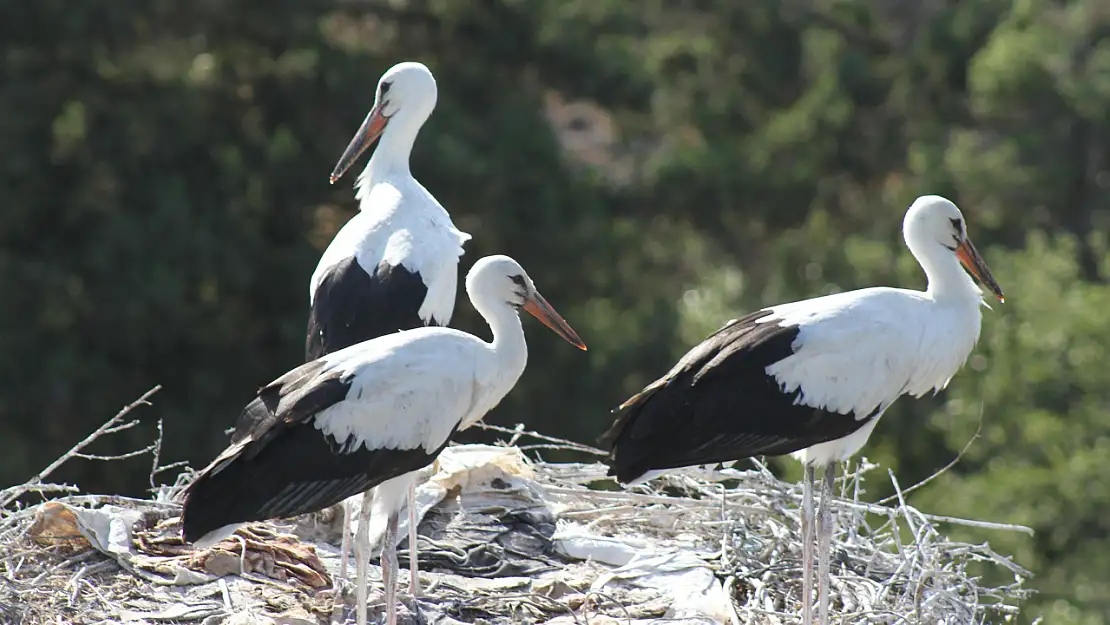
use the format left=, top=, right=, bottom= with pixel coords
left=602, top=309, right=878, bottom=484
left=228, top=359, right=345, bottom=445
left=306, top=257, right=439, bottom=361
left=182, top=359, right=456, bottom=543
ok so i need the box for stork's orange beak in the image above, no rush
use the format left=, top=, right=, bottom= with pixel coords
left=522, top=291, right=588, bottom=351
left=329, top=103, right=389, bottom=184
left=956, top=236, right=1005, bottom=303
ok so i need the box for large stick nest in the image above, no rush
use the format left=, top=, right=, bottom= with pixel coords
left=0, top=440, right=1031, bottom=624
left=0, top=391, right=1033, bottom=623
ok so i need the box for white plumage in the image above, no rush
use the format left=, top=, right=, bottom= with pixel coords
left=309, top=170, right=470, bottom=322
left=604, top=195, right=1004, bottom=625
left=315, top=332, right=511, bottom=456
left=183, top=255, right=587, bottom=625
left=306, top=61, right=470, bottom=618
left=309, top=60, right=470, bottom=349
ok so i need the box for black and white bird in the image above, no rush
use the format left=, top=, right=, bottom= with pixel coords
left=311, top=60, right=469, bottom=358
left=310, top=60, right=470, bottom=604
left=183, top=255, right=587, bottom=625
left=601, top=196, right=1004, bottom=625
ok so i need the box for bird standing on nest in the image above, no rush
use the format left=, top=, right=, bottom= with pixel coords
left=183, top=255, right=587, bottom=625
left=602, top=195, right=1004, bottom=625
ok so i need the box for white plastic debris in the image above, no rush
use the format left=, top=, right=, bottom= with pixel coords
left=551, top=522, right=738, bottom=624
left=551, top=522, right=643, bottom=566
left=72, top=504, right=143, bottom=560
left=592, top=549, right=738, bottom=624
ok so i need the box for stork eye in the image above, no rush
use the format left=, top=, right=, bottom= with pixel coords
left=949, top=218, right=963, bottom=234
left=380, top=82, right=392, bottom=96
left=509, top=275, right=526, bottom=287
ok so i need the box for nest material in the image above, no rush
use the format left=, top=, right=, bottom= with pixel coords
left=0, top=430, right=1032, bottom=625
left=541, top=459, right=1032, bottom=624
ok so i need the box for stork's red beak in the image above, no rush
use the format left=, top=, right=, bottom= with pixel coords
left=956, top=236, right=1005, bottom=303
left=329, top=103, right=389, bottom=184
left=522, top=292, right=588, bottom=351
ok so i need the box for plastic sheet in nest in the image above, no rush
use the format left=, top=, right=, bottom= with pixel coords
left=391, top=445, right=564, bottom=579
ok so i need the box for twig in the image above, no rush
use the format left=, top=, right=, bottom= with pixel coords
left=0, top=386, right=162, bottom=509
left=149, top=418, right=165, bottom=491
left=0, top=484, right=79, bottom=500
left=66, top=564, right=87, bottom=607
left=100, top=420, right=142, bottom=435
left=518, top=444, right=605, bottom=455
left=558, top=505, right=641, bottom=518
left=877, top=402, right=984, bottom=506
left=888, top=470, right=918, bottom=538
left=73, top=446, right=156, bottom=462
left=474, top=422, right=608, bottom=456
left=542, top=485, right=765, bottom=515
left=583, top=590, right=633, bottom=624
left=219, top=578, right=233, bottom=610
left=49, top=494, right=180, bottom=510
left=893, top=510, right=1032, bottom=536
left=80, top=576, right=115, bottom=610
left=151, top=460, right=189, bottom=478
left=507, top=423, right=525, bottom=446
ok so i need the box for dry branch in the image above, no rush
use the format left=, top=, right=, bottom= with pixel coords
left=0, top=386, right=161, bottom=510
left=474, top=421, right=609, bottom=456
left=877, top=401, right=985, bottom=506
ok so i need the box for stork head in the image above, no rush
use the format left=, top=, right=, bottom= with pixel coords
left=467, top=255, right=588, bottom=350
left=329, top=61, right=439, bottom=184
left=904, top=195, right=1005, bottom=302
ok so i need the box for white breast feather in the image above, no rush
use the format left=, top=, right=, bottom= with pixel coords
left=309, top=178, right=470, bottom=326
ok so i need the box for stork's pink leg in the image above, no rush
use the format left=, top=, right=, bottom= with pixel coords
left=381, top=510, right=401, bottom=625
left=801, top=464, right=815, bottom=625
left=818, top=463, right=836, bottom=625
left=407, top=481, right=421, bottom=598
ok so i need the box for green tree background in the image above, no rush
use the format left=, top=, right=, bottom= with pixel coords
left=3, top=0, right=1108, bottom=621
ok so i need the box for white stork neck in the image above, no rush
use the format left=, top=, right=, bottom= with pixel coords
left=359, top=107, right=429, bottom=185
left=912, top=242, right=982, bottom=304
left=474, top=297, right=529, bottom=382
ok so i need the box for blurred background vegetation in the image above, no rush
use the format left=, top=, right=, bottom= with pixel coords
left=3, top=0, right=1109, bottom=621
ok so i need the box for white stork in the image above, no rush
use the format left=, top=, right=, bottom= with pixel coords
left=184, top=255, right=587, bottom=625
left=601, top=196, right=1004, bottom=625
left=310, top=60, right=470, bottom=605
left=312, top=60, right=469, bottom=357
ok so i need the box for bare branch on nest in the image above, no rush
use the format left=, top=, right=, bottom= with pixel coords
left=877, top=400, right=985, bottom=506
left=475, top=421, right=609, bottom=457
left=148, top=418, right=166, bottom=491
left=0, top=386, right=162, bottom=510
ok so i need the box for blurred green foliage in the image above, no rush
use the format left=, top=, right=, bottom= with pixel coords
left=3, top=0, right=1110, bottom=621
